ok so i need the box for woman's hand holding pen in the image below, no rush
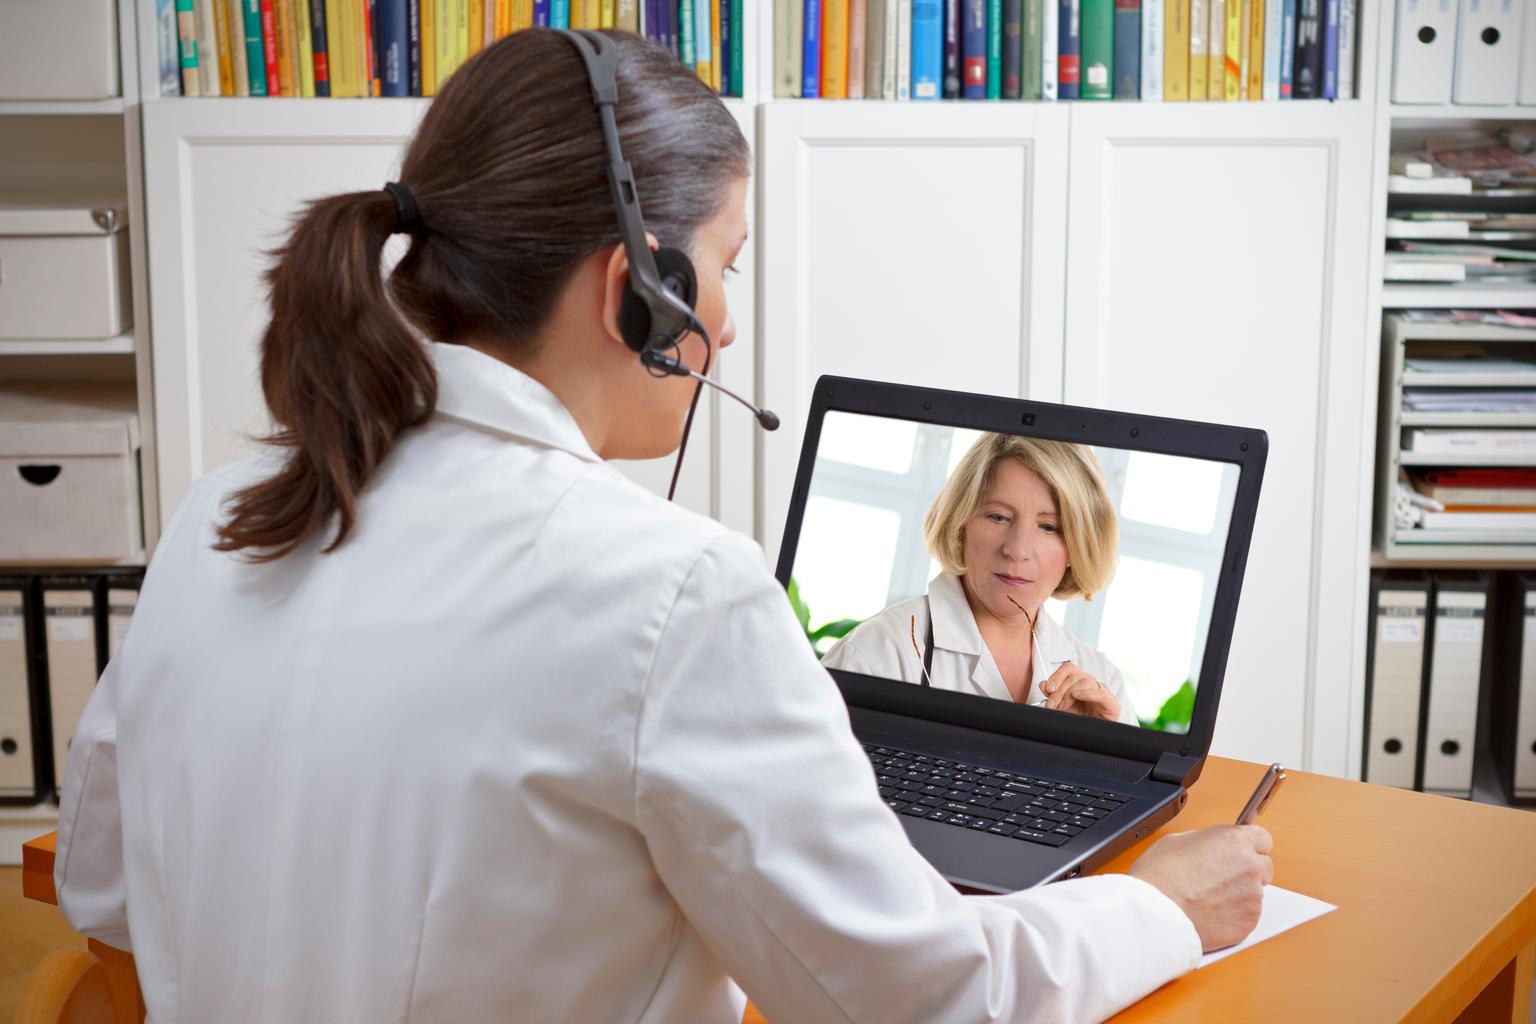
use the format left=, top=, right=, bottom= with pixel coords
left=1128, top=825, right=1275, bottom=953
left=1039, top=663, right=1121, bottom=721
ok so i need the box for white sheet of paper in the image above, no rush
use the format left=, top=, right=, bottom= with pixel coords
left=1196, top=885, right=1337, bottom=968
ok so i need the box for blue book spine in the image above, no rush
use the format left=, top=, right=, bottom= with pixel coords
left=379, top=0, right=408, bottom=96
left=408, top=0, right=421, bottom=94
left=311, top=0, right=332, bottom=96
left=962, top=0, right=986, bottom=96
left=1058, top=0, right=1080, bottom=97
left=1320, top=0, right=1338, bottom=98
left=802, top=0, right=822, bottom=96
left=242, top=0, right=268, bottom=96
left=720, top=0, right=731, bottom=90
left=913, top=0, right=943, bottom=97
left=1278, top=0, right=1296, bottom=97
left=1113, top=0, right=1139, bottom=98
left=643, top=0, right=660, bottom=42
left=552, top=0, right=571, bottom=29
left=156, top=0, right=181, bottom=95
left=694, top=0, right=711, bottom=65
left=534, top=0, right=550, bottom=25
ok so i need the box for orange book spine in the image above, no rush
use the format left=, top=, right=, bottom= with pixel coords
left=820, top=0, right=848, bottom=98
left=469, top=0, right=485, bottom=52
left=273, top=0, right=295, bottom=95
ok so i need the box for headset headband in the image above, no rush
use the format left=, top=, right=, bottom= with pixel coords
left=553, top=29, right=698, bottom=350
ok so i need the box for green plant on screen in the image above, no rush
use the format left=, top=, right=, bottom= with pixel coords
left=1140, top=680, right=1196, bottom=733
left=787, top=578, right=863, bottom=659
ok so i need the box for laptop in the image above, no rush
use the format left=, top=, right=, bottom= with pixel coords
left=774, top=377, right=1267, bottom=893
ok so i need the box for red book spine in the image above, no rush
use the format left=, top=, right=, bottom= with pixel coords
left=260, top=0, right=280, bottom=90
left=364, top=0, right=379, bottom=96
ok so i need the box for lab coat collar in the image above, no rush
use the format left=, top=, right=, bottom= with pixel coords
left=927, top=573, right=984, bottom=656
left=428, top=342, right=602, bottom=464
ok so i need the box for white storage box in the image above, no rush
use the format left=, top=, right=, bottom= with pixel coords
left=0, top=383, right=142, bottom=563
left=0, top=0, right=120, bottom=100
left=0, top=196, right=131, bottom=341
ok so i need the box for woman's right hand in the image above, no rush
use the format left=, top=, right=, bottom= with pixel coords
left=1126, top=824, right=1273, bottom=953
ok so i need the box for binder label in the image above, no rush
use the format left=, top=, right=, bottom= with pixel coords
left=1437, top=618, right=1481, bottom=644
left=0, top=619, right=18, bottom=643
left=1379, top=607, right=1424, bottom=643
left=47, top=617, right=91, bottom=643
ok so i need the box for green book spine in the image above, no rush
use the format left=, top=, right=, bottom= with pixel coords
left=681, top=0, right=696, bottom=65
left=730, top=0, right=743, bottom=95
left=1080, top=0, right=1113, bottom=97
left=1021, top=0, right=1041, bottom=97
left=986, top=0, right=1001, bottom=96
left=243, top=0, right=268, bottom=95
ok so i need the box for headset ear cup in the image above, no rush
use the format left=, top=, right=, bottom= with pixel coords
left=619, top=246, right=699, bottom=353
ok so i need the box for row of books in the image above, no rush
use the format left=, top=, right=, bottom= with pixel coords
left=772, top=0, right=1356, bottom=101
left=156, top=0, right=743, bottom=99
left=1402, top=468, right=1536, bottom=535
left=0, top=572, right=141, bottom=805
left=1385, top=139, right=1536, bottom=285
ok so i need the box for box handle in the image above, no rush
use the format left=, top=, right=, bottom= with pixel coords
left=18, top=465, right=61, bottom=486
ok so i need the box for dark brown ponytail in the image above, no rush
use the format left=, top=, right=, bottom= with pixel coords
left=216, top=30, right=750, bottom=560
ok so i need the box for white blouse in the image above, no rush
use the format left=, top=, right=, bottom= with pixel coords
left=56, top=343, right=1195, bottom=1023
left=822, top=572, right=1141, bottom=726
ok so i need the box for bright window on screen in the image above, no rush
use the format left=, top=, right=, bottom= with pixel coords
left=795, top=496, right=901, bottom=625
left=818, top=414, right=918, bottom=474
left=1096, top=556, right=1204, bottom=725
left=1120, top=452, right=1223, bottom=534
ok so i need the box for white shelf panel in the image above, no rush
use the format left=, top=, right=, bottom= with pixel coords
left=1404, top=372, right=1536, bottom=387
left=0, top=99, right=125, bottom=115
left=1399, top=412, right=1536, bottom=427
left=0, top=800, right=58, bottom=868
left=1383, top=283, right=1536, bottom=309
left=0, top=332, right=135, bottom=356
left=1372, top=548, right=1536, bottom=569
left=1389, top=103, right=1536, bottom=121
left=1399, top=451, right=1536, bottom=466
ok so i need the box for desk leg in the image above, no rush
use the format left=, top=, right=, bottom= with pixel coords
left=87, top=939, right=145, bottom=1024
left=1452, top=939, right=1535, bottom=1024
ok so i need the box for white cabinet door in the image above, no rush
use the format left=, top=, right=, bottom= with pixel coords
left=143, top=98, right=747, bottom=532
left=1063, top=102, right=1375, bottom=771
left=758, top=101, right=1070, bottom=561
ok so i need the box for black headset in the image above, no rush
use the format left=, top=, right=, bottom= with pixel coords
left=554, top=29, right=778, bottom=439
left=554, top=29, right=706, bottom=375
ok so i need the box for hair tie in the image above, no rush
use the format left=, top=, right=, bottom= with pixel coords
left=383, top=181, right=422, bottom=235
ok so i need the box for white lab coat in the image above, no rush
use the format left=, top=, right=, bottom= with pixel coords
left=822, top=573, right=1141, bottom=726
left=55, top=342, right=1198, bottom=1024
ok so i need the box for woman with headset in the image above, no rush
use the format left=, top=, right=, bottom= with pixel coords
left=54, top=29, right=1271, bottom=1024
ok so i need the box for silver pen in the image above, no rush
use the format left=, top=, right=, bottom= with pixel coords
left=1235, top=763, right=1286, bottom=826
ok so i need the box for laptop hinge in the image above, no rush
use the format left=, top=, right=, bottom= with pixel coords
left=1152, top=752, right=1199, bottom=786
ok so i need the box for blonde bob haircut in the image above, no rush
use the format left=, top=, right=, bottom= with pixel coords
left=923, top=432, right=1118, bottom=601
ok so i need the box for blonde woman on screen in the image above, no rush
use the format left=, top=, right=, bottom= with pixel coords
left=822, top=433, right=1139, bottom=726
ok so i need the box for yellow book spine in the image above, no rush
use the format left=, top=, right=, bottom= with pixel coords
left=511, top=0, right=531, bottom=32
left=1223, top=0, right=1240, bottom=99
left=469, top=0, right=485, bottom=52
left=321, top=0, right=341, bottom=96
left=295, top=0, right=315, bottom=96
left=570, top=0, right=582, bottom=27
left=1246, top=0, right=1264, bottom=99
left=1163, top=0, right=1189, bottom=99
left=212, top=0, right=235, bottom=94
left=819, top=0, right=847, bottom=98
left=456, top=0, right=469, bottom=67
left=1188, top=0, right=1206, bottom=99
left=1206, top=0, right=1224, bottom=98
left=434, top=0, right=453, bottom=83
left=615, top=0, right=637, bottom=30
left=600, top=0, right=614, bottom=26
left=584, top=0, right=601, bottom=29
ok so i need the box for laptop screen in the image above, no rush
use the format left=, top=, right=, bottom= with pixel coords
left=788, top=410, right=1240, bottom=735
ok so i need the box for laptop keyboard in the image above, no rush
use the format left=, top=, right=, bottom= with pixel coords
left=864, top=743, right=1132, bottom=848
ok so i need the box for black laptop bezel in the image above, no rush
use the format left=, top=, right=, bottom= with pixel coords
left=773, top=375, right=1268, bottom=785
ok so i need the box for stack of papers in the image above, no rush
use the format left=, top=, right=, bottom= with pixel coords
left=1404, top=356, right=1536, bottom=376
left=1403, top=389, right=1536, bottom=413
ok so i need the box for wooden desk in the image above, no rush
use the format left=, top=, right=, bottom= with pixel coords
left=1096, top=757, right=1536, bottom=1023
left=23, top=757, right=1536, bottom=1023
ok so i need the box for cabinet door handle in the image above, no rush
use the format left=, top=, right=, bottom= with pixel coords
left=18, top=465, right=61, bottom=486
